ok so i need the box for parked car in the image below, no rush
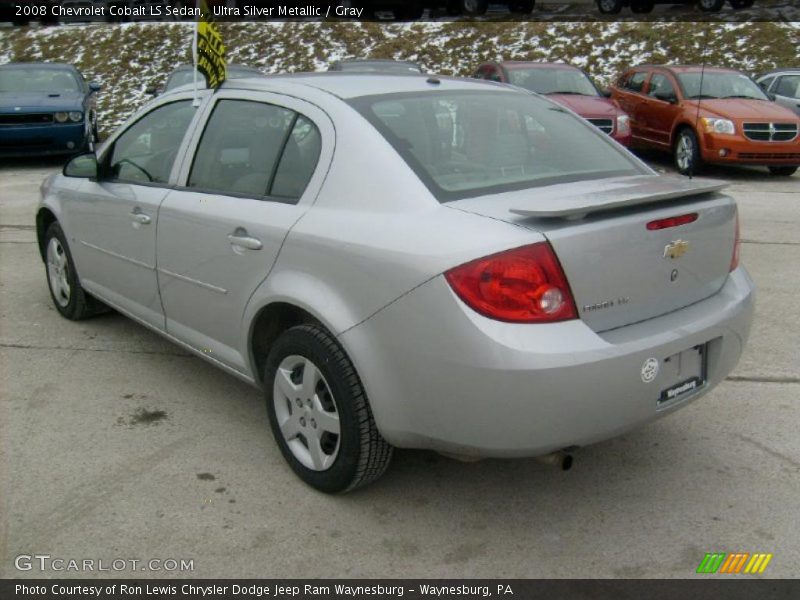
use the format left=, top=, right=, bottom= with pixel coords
left=145, top=63, right=263, bottom=96
left=611, top=65, right=800, bottom=176
left=756, top=68, right=800, bottom=117
left=38, top=73, right=753, bottom=492
left=472, top=61, right=632, bottom=146
left=595, top=0, right=732, bottom=14
left=328, top=59, right=424, bottom=74
left=0, top=62, right=101, bottom=157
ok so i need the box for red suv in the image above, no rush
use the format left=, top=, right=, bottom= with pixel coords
left=611, top=65, right=800, bottom=176
left=472, top=62, right=632, bottom=147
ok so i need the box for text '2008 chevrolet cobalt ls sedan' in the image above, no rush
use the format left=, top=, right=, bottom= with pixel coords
left=37, top=73, right=754, bottom=492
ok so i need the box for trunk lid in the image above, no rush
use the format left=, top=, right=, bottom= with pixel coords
left=448, top=175, right=736, bottom=332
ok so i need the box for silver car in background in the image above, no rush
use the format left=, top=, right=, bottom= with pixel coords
left=37, top=73, right=754, bottom=492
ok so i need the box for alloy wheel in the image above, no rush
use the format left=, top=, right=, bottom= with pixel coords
left=47, top=237, right=71, bottom=307
left=676, top=134, right=694, bottom=172
left=273, top=355, right=341, bottom=471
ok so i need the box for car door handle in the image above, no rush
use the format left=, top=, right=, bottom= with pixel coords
left=227, top=233, right=263, bottom=251
left=130, top=212, right=151, bottom=225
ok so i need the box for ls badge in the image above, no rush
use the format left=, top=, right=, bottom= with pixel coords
left=664, top=239, right=690, bottom=260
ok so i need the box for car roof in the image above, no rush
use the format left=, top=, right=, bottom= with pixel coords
left=498, top=62, right=581, bottom=71
left=631, top=65, right=745, bottom=75
left=0, top=62, right=78, bottom=71
left=200, top=72, right=512, bottom=100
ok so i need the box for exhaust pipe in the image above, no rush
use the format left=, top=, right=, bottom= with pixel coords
left=535, top=451, right=573, bottom=471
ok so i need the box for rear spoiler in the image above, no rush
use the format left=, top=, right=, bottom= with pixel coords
left=509, top=175, right=728, bottom=220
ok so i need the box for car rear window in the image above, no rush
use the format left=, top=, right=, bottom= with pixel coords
left=350, top=90, right=644, bottom=202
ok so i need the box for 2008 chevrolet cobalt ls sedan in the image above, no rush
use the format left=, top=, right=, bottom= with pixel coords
left=37, top=73, right=754, bottom=493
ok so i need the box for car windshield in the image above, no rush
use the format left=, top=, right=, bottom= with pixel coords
left=507, top=68, right=599, bottom=96
left=351, top=90, right=644, bottom=202
left=165, top=67, right=259, bottom=91
left=678, top=71, right=768, bottom=100
left=0, top=68, right=81, bottom=94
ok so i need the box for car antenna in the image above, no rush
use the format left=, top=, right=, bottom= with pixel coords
left=691, top=23, right=711, bottom=180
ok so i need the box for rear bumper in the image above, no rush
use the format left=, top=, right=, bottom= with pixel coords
left=0, top=123, right=87, bottom=157
left=700, top=132, right=800, bottom=166
left=341, top=268, right=755, bottom=457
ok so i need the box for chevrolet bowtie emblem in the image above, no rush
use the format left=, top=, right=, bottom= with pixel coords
left=664, top=239, right=690, bottom=260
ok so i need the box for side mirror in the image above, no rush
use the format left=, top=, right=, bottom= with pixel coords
left=89, top=82, right=101, bottom=93
left=64, top=152, right=98, bottom=179
left=600, top=88, right=612, bottom=98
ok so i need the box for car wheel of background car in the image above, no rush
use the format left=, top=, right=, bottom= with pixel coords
left=461, top=0, right=489, bottom=16
left=596, top=0, right=624, bottom=15
left=698, top=0, right=725, bottom=11
left=728, top=0, right=754, bottom=7
left=631, top=0, right=654, bottom=12
left=265, top=324, right=393, bottom=493
left=674, top=128, right=702, bottom=175
left=508, top=0, right=536, bottom=13
left=767, top=166, right=798, bottom=176
left=44, top=222, right=104, bottom=320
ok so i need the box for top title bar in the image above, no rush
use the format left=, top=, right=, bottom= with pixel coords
left=1, top=0, right=799, bottom=24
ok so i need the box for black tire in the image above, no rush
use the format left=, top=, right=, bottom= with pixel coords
left=674, top=128, right=702, bottom=176
left=43, top=222, right=104, bottom=320
left=264, top=324, right=393, bottom=493
left=508, top=0, right=535, bottom=13
left=698, top=0, right=725, bottom=11
left=768, top=166, right=798, bottom=176
left=729, top=0, right=754, bottom=7
left=631, top=0, right=654, bottom=12
left=596, top=0, right=624, bottom=14
left=461, top=0, right=489, bottom=16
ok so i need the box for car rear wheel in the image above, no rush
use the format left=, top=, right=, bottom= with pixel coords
left=461, top=0, right=489, bottom=15
left=265, top=324, right=393, bottom=493
left=768, top=166, right=798, bottom=177
left=674, top=128, right=702, bottom=176
left=508, top=0, right=536, bottom=13
left=698, top=0, right=725, bottom=11
left=44, top=222, right=104, bottom=320
left=597, top=0, right=624, bottom=14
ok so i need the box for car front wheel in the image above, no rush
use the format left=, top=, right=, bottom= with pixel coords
left=265, top=324, right=393, bottom=493
left=768, top=166, right=798, bottom=177
left=597, top=0, right=624, bottom=14
left=698, top=0, right=725, bottom=11
left=674, top=128, right=702, bottom=176
left=44, top=222, right=103, bottom=320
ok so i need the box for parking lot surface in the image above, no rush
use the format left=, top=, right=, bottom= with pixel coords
left=0, top=157, right=798, bottom=578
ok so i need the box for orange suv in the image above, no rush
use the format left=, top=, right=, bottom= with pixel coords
left=611, top=65, right=800, bottom=176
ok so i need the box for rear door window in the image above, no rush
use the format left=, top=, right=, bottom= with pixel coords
left=188, top=99, right=320, bottom=201
left=625, top=71, right=649, bottom=93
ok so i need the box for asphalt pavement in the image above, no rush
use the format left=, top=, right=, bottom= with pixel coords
left=0, top=155, right=798, bottom=578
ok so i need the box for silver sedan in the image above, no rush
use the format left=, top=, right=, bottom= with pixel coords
left=37, top=73, right=755, bottom=492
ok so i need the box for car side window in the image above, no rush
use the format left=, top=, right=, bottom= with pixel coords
left=647, top=74, right=676, bottom=99
left=757, top=76, right=775, bottom=92
left=626, top=71, right=649, bottom=93
left=108, top=101, right=195, bottom=184
left=775, top=75, right=800, bottom=99
left=189, top=99, right=319, bottom=201
left=270, top=115, right=322, bottom=200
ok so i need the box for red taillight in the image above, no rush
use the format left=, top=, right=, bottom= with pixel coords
left=444, top=242, right=577, bottom=323
left=646, top=213, right=698, bottom=230
left=730, top=209, right=740, bottom=272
